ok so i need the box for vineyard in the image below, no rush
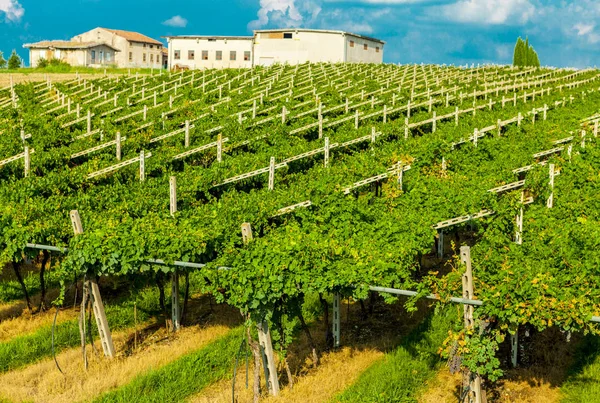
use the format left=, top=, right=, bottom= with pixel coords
left=0, top=62, right=599, bottom=402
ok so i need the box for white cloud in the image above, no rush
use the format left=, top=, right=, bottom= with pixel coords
left=574, top=23, right=594, bottom=36
left=248, top=0, right=322, bottom=30
left=162, top=15, right=188, bottom=28
left=324, top=0, right=428, bottom=3
left=436, top=0, right=535, bottom=25
left=0, top=0, right=24, bottom=23
left=573, top=23, right=600, bottom=44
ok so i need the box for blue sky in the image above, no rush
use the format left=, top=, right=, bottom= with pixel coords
left=1, top=0, right=599, bottom=68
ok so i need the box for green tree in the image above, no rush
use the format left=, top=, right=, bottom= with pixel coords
left=512, top=37, right=524, bottom=66
left=512, top=37, right=541, bottom=67
left=0, top=51, right=6, bottom=69
left=7, top=50, right=21, bottom=70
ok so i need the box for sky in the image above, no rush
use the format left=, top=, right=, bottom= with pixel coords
left=1, top=0, right=599, bottom=68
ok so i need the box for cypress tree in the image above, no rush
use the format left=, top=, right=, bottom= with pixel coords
left=512, top=36, right=541, bottom=67
left=513, top=37, right=525, bottom=66
left=7, top=50, right=21, bottom=70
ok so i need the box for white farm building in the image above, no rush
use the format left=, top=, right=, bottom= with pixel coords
left=164, top=29, right=384, bottom=70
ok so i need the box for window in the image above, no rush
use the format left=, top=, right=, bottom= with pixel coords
left=188, top=50, right=195, bottom=60
left=150, top=54, right=154, bottom=62
left=129, top=52, right=133, bottom=62
left=106, top=52, right=112, bottom=62
left=202, top=50, right=208, bottom=60
left=143, top=44, right=146, bottom=48
left=99, top=50, right=104, bottom=61
left=376, top=46, right=380, bottom=53
left=364, top=43, right=368, bottom=50
left=208, top=38, right=217, bottom=42
left=174, top=50, right=180, bottom=60
left=143, top=53, right=146, bottom=62
left=244, top=51, right=251, bottom=61
left=230, top=51, right=236, bottom=61
left=216, top=50, right=222, bottom=61
left=91, top=50, right=96, bottom=62
left=349, top=40, right=354, bottom=48
left=283, top=32, right=293, bottom=39
left=150, top=45, right=154, bottom=49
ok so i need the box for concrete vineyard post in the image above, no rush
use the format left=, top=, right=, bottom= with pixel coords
left=87, top=110, right=91, bottom=134
left=69, top=210, right=116, bottom=358
left=241, top=223, right=280, bottom=397
left=24, top=146, right=30, bottom=177
left=547, top=164, right=555, bottom=208
left=460, top=246, right=482, bottom=403
left=116, top=132, right=122, bottom=161
left=217, top=134, right=223, bottom=163
left=268, top=157, right=275, bottom=191
left=139, top=151, right=146, bottom=182
left=185, top=120, right=190, bottom=148
left=324, top=137, right=330, bottom=168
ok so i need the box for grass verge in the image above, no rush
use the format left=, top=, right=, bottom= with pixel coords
left=94, top=327, right=244, bottom=403
left=560, top=335, right=600, bottom=403
left=333, top=306, right=458, bottom=403
left=0, top=285, right=161, bottom=372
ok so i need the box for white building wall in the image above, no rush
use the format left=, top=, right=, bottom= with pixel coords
left=345, top=35, right=384, bottom=64
left=253, top=30, right=346, bottom=66
left=74, top=28, right=163, bottom=68
left=28, top=45, right=117, bottom=68
left=167, top=37, right=253, bottom=70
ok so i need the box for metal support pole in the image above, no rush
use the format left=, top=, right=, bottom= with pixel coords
left=437, top=229, right=444, bottom=258
left=171, top=271, right=180, bottom=331
left=333, top=293, right=341, bottom=348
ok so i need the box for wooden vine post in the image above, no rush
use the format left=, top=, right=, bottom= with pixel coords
left=460, top=246, right=482, bottom=403
left=70, top=210, right=116, bottom=358
left=241, top=223, right=280, bottom=396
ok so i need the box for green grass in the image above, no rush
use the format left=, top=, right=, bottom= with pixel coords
left=333, top=307, right=458, bottom=403
left=94, top=327, right=244, bottom=403
left=560, top=335, right=600, bottom=403
left=0, top=66, right=160, bottom=75
left=0, top=285, right=162, bottom=372
left=0, top=271, right=59, bottom=304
